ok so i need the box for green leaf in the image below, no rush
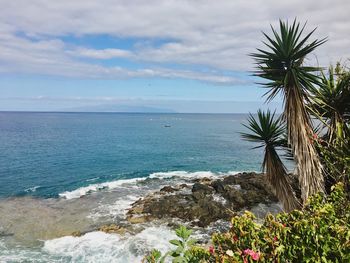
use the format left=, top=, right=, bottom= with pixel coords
left=169, top=240, right=182, bottom=246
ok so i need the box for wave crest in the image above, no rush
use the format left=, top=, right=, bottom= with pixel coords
left=59, top=170, right=244, bottom=200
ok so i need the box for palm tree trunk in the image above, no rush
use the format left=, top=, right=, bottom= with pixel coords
left=285, top=84, right=325, bottom=203
left=264, top=147, right=300, bottom=211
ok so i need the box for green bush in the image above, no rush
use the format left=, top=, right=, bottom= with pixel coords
left=144, top=183, right=350, bottom=262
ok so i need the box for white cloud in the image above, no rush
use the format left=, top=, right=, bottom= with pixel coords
left=0, top=28, right=241, bottom=84
left=0, top=0, right=349, bottom=82
left=69, top=48, right=132, bottom=59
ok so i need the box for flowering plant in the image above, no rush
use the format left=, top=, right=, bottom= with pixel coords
left=144, top=183, right=349, bottom=262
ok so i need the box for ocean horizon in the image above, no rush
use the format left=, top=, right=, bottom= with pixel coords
left=0, top=111, right=265, bottom=198
left=0, top=111, right=274, bottom=262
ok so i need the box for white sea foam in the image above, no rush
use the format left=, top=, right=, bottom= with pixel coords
left=0, top=239, right=55, bottom=262
left=43, top=226, right=176, bottom=263
left=24, top=186, right=40, bottom=193
left=149, top=170, right=224, bottom=180
left=86, top=177, right=99, bottom=182
left=59, top=177, right=147, bottom=199
left=88, top=194, right=140, bottom=221
left=59, top=170, right=250, bottom=200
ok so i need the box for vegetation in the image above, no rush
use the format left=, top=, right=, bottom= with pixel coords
left=244, top=20, right=350, bottom=211
left=241, top=110, right=300, bottom=212
left=250, top=19, right=327, bottom=203
left=144, top=183, right=350, bottom=262
left=310, top=62, right=350, bottom=191
left=144, top=19, right=350, bottom=262
left=143, top=226, right=201, bottom=263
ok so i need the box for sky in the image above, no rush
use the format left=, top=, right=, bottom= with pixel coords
left=0, top=0, right=349, bottom=113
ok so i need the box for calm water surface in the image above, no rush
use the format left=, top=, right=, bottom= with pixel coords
left=0, top=112, right=263, bottom=198
left=0, top=112, right=277, bottom=262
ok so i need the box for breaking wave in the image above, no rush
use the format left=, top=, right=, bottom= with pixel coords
left=59, top=170, right=244, bottom=199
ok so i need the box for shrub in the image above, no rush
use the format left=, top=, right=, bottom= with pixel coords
left=144, top=183, right=350, bottom=262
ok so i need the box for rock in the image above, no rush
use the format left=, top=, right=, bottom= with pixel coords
left=192, top=183, right=214, bottom=194
left=160, top=186, right=177, bottom=193
left=198, top=177, right=212, bottom=185
left=128, top=204, right=144, bottom=214
left=71, top=231, right=82, bottom=237
left=223, top=187, right=246, bottom=209
left=98, top=224, right=127, bottom=235
left=211, top=180, right=225, bottom=193
left=127, top=215, right=151, bottom=224
left=126, top=172, right=279, bottom=227
left=192, top=183, right=214, bottom=200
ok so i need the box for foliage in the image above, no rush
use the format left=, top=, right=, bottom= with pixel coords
left=241, top=110, right=300, bottom=211
left=250, top=19, right=326, bottom=102
left=310, top=64, right=350, bottom=141
left=143, top=226, right=207, bottom=263
left=144, top=18, right=350, bottom=263
left=251, top=19, right=326, bottom=203
left=308, top=62, right=350, bottom=192
left=241, top=110, right=285, bottom=149
left=145, top=183, right=350, bottom=262
left=206, top=183, right=349, bottom=262
left=316, top=138, right=350, bottom=192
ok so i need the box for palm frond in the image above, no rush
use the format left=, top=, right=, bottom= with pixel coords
left=241, top=110, right=300, bottom=211
left=251, top=19, right=326, bottom=203
left=309, top=65, right=350, bottom=143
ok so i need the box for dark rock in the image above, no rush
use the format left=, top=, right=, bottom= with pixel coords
left=160, top=186, right=177, bottom=193
left=223, top=186, right=246, bottom=208
left=211, top=180, right=225, bottom=193
left=192, top=183, right=213, bottom=194
left=126, top=172, right=279, bottom=227
left=192, top=183, right=214, bottom=200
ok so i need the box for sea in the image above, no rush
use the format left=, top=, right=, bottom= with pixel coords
left=0, top=112, right=270, bottom=262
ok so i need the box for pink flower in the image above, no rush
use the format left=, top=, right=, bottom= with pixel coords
left=208, top=245, right=214, bottom=254
left=273, top=236, right=278, bottom=242
left=244, top=249, right=260, bottom=261
left=244, top=249, right=254, bottom=255
left=251, top=252, right=260, bottom=261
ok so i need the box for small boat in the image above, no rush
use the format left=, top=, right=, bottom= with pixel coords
left=164, top=125, right=171, bottom=128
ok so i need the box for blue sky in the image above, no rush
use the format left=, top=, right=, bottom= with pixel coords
left=0, top=0, right=349, bottom=112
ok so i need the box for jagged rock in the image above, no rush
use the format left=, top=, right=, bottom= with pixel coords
left=127, top=215, right=151, bottom=224
left=71, top=231, right=82, bottom=237
left=160, top=186, right=177, bottom=193
left=223, top=186, right=246, bottom=208
left=192, top=183, right=214, bottom=200
left=198, top=177, right=212, bottom=185
left=211, top=180, right=225, bottom=193
left=98, top=224, right=127, bottom=235
left=126, top=172, right=278, bottom=227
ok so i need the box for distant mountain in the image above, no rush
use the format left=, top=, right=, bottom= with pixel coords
left=65, top=104, right=176, bottom=113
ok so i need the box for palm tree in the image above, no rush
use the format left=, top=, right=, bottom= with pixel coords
left=310, top=64, right=350, bottom=143
left=241, top=110, right=300, bottom=212
left=309, top=64, right=350, bottom=190
left=251, top=20, right=326, bottom=203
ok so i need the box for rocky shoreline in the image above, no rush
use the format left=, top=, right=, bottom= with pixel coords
left=125, top=172, right=279, bottom=228
left=0, top=172, right=281, bottom=245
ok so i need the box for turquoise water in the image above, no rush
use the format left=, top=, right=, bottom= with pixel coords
left=0, top=112, right=279, bottom=262
left=0, top=112, right=263, bottom=198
